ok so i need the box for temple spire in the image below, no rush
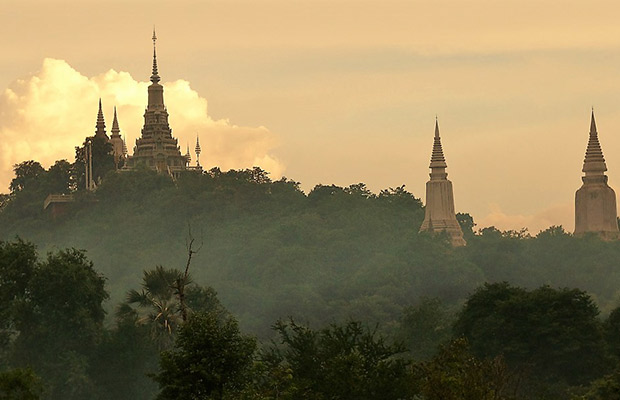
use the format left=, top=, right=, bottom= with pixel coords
left=419, top=117, right=466, bottom=246
left=94, top=98, right=108, bottom=139
left=195, top=135, right=202, bottom=166
left=575, top=110, right=619, bottom=238
left=429, top=117, right=447, bottom=178
left=582, top=109, right=607, bottom=176
left=151, top=28, right=160, bottom=84
left=111, top=106, right=121, bottom=138
left=122, top=135, right=128, bottom=156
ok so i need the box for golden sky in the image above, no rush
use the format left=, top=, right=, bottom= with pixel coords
left=3, top=0, right=620, bottom=232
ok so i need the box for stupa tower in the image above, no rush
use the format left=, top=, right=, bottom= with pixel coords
left=574, top=110, right=619, bottom=238
left=94, top=99, right=108, bottom=140
left=109, top=106, right=125, bottom=167
left=125, top=29, right=187, bottom=176
left=419, top=118, right=466, bottom=246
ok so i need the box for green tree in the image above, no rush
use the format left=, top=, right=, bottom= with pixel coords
left=119, top=266, right=228, bottom=351
left=0, top=368, right=44, bottom=400
left=454, top=283, right=608, bottom=390
left=9, top=161, right=45, bottom=193
left=0, top=239, right=38, bottom=361
left=413, top=338, right=513, bottom=400
left=456, top=212, right=475, bottom=237
left=154, top=312, right=256, bottom=400
left=90, top=314, right=160, bottom=400
left=119, top=266, right=183, bottom=351
left=573, top=370, right=620, bottom=400
left=398, top=298, right=454, bottom=360
left=74, top=136, right=115, bottom=189
left=262, top=319, right=416, bottom=399
left=10, top=248, right=108, bottom=400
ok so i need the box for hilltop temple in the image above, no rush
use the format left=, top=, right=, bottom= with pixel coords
left=574, top=111, right=619, bottom=238
left=85, top=30, right=196, bottom=187
left=123, top=30, right=189, bottom=177
left=419, top=119, right=466, bottom=246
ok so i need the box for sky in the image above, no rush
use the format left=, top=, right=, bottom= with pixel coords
left=3, top=0, right=620, bottom=233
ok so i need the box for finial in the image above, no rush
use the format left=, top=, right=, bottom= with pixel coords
left=122, top=135, right=128, bottom=156
left=111, top=106, right=121, bottom=137
left=95, top=98, right=107, bottom=138
left=195, top=135, right=202, bottom=167
left=583, top=108, right=607, bottom=176
left=195, top=134, right=201, bottom=156
left=150, top=27, right=160, bottom=84
left=429, top=117, right=447, bottom=173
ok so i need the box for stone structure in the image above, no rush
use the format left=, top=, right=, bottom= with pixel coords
left=94, top=99, right=108, bottom=141
left=124, top=30, right=187, bottom=177
left=419, top=119, right=466, bottom=246
left=109, top=106, right=126, bottom=168
left=574, top=111, right=619, bottom=238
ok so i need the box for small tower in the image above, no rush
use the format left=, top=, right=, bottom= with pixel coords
left=109, top=106, right=125, bottom=168
left=195, top=135, right=202, bottom=167
left=419, top=118, right=466, bottom=246
left=185, top=144, right=191, bottom=166
left=94, top=99, right=108, bottom=140
left=122, top=135, right=128, bottom=157
left=574, top=110, right=619, bottom=238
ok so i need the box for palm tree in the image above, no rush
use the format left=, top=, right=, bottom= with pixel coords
left=118, top=266, right=187, bottom=350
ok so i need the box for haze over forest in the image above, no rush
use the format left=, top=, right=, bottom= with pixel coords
left=4, top=1, right=620, bottom=399
left=5, top=1, right=620, bottom=232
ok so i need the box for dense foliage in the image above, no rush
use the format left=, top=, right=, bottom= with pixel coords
left=4, top=162, right=620, bottom=398
left=4, top=163, right=620, bottom=339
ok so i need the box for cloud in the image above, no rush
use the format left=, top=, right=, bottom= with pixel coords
left=476, top=203, right=574, bottom=234
left=0, top=58, right=284, bottom=192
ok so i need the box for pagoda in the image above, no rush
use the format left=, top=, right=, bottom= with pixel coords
left=419, top=118, right=466, bottom=246
left=109, top=106, right=126, bottom=168
left=124, top=29, right=187, bottom=177
left=574, top=110, right=619, bottom=238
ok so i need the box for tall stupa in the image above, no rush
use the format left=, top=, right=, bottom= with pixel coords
left=124, top=29, right=187, bottom=177
left=419, top=118, right=466, bottom=247
left=574, top=110, right=619, bottom=238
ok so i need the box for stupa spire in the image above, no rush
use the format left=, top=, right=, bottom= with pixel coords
left=582, top=109, right=607, bottom=176
left=111, top=106, right=121, bottom=138
left=575, top=110, right=619, bottom=238
left=151, top=28, right=160, bottom=84
left=419, top=117, right=466, bottom=246
left=429, top=117, right=447, bottom=179
left=94, top=98, right=108, bottom=139
left=122, top=135, right=128, bottom=156
left=195, top=135, right=202, bottom=166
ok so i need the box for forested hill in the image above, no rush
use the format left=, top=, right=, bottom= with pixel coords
left=2, top=163, right=620, bottom=337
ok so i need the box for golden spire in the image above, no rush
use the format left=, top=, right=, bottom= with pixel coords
left=111, top=106, right=121, bottom=138
left=582, top=109, right=607, bottom=177
left=429, top=117, right=447, bottom=179
left=94, top=98, right=108, bottom=139
left=151, top=27, right=160, bottom=84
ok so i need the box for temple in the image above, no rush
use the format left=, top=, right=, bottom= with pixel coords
left=109, top=107, right=125, bottom=168
left=574, top=110, right=619, bottom=238
left=419, top=118, right=466, bottom=246
left=124, top=29, right=189, bottom=177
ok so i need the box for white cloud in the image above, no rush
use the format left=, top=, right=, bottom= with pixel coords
left=0, top=58, right=284, bottom=192
left=477, top=202, right=574, bottom=234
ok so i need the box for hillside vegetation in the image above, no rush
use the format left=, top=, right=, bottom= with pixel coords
left=2, top=162, right=620, bottom=337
